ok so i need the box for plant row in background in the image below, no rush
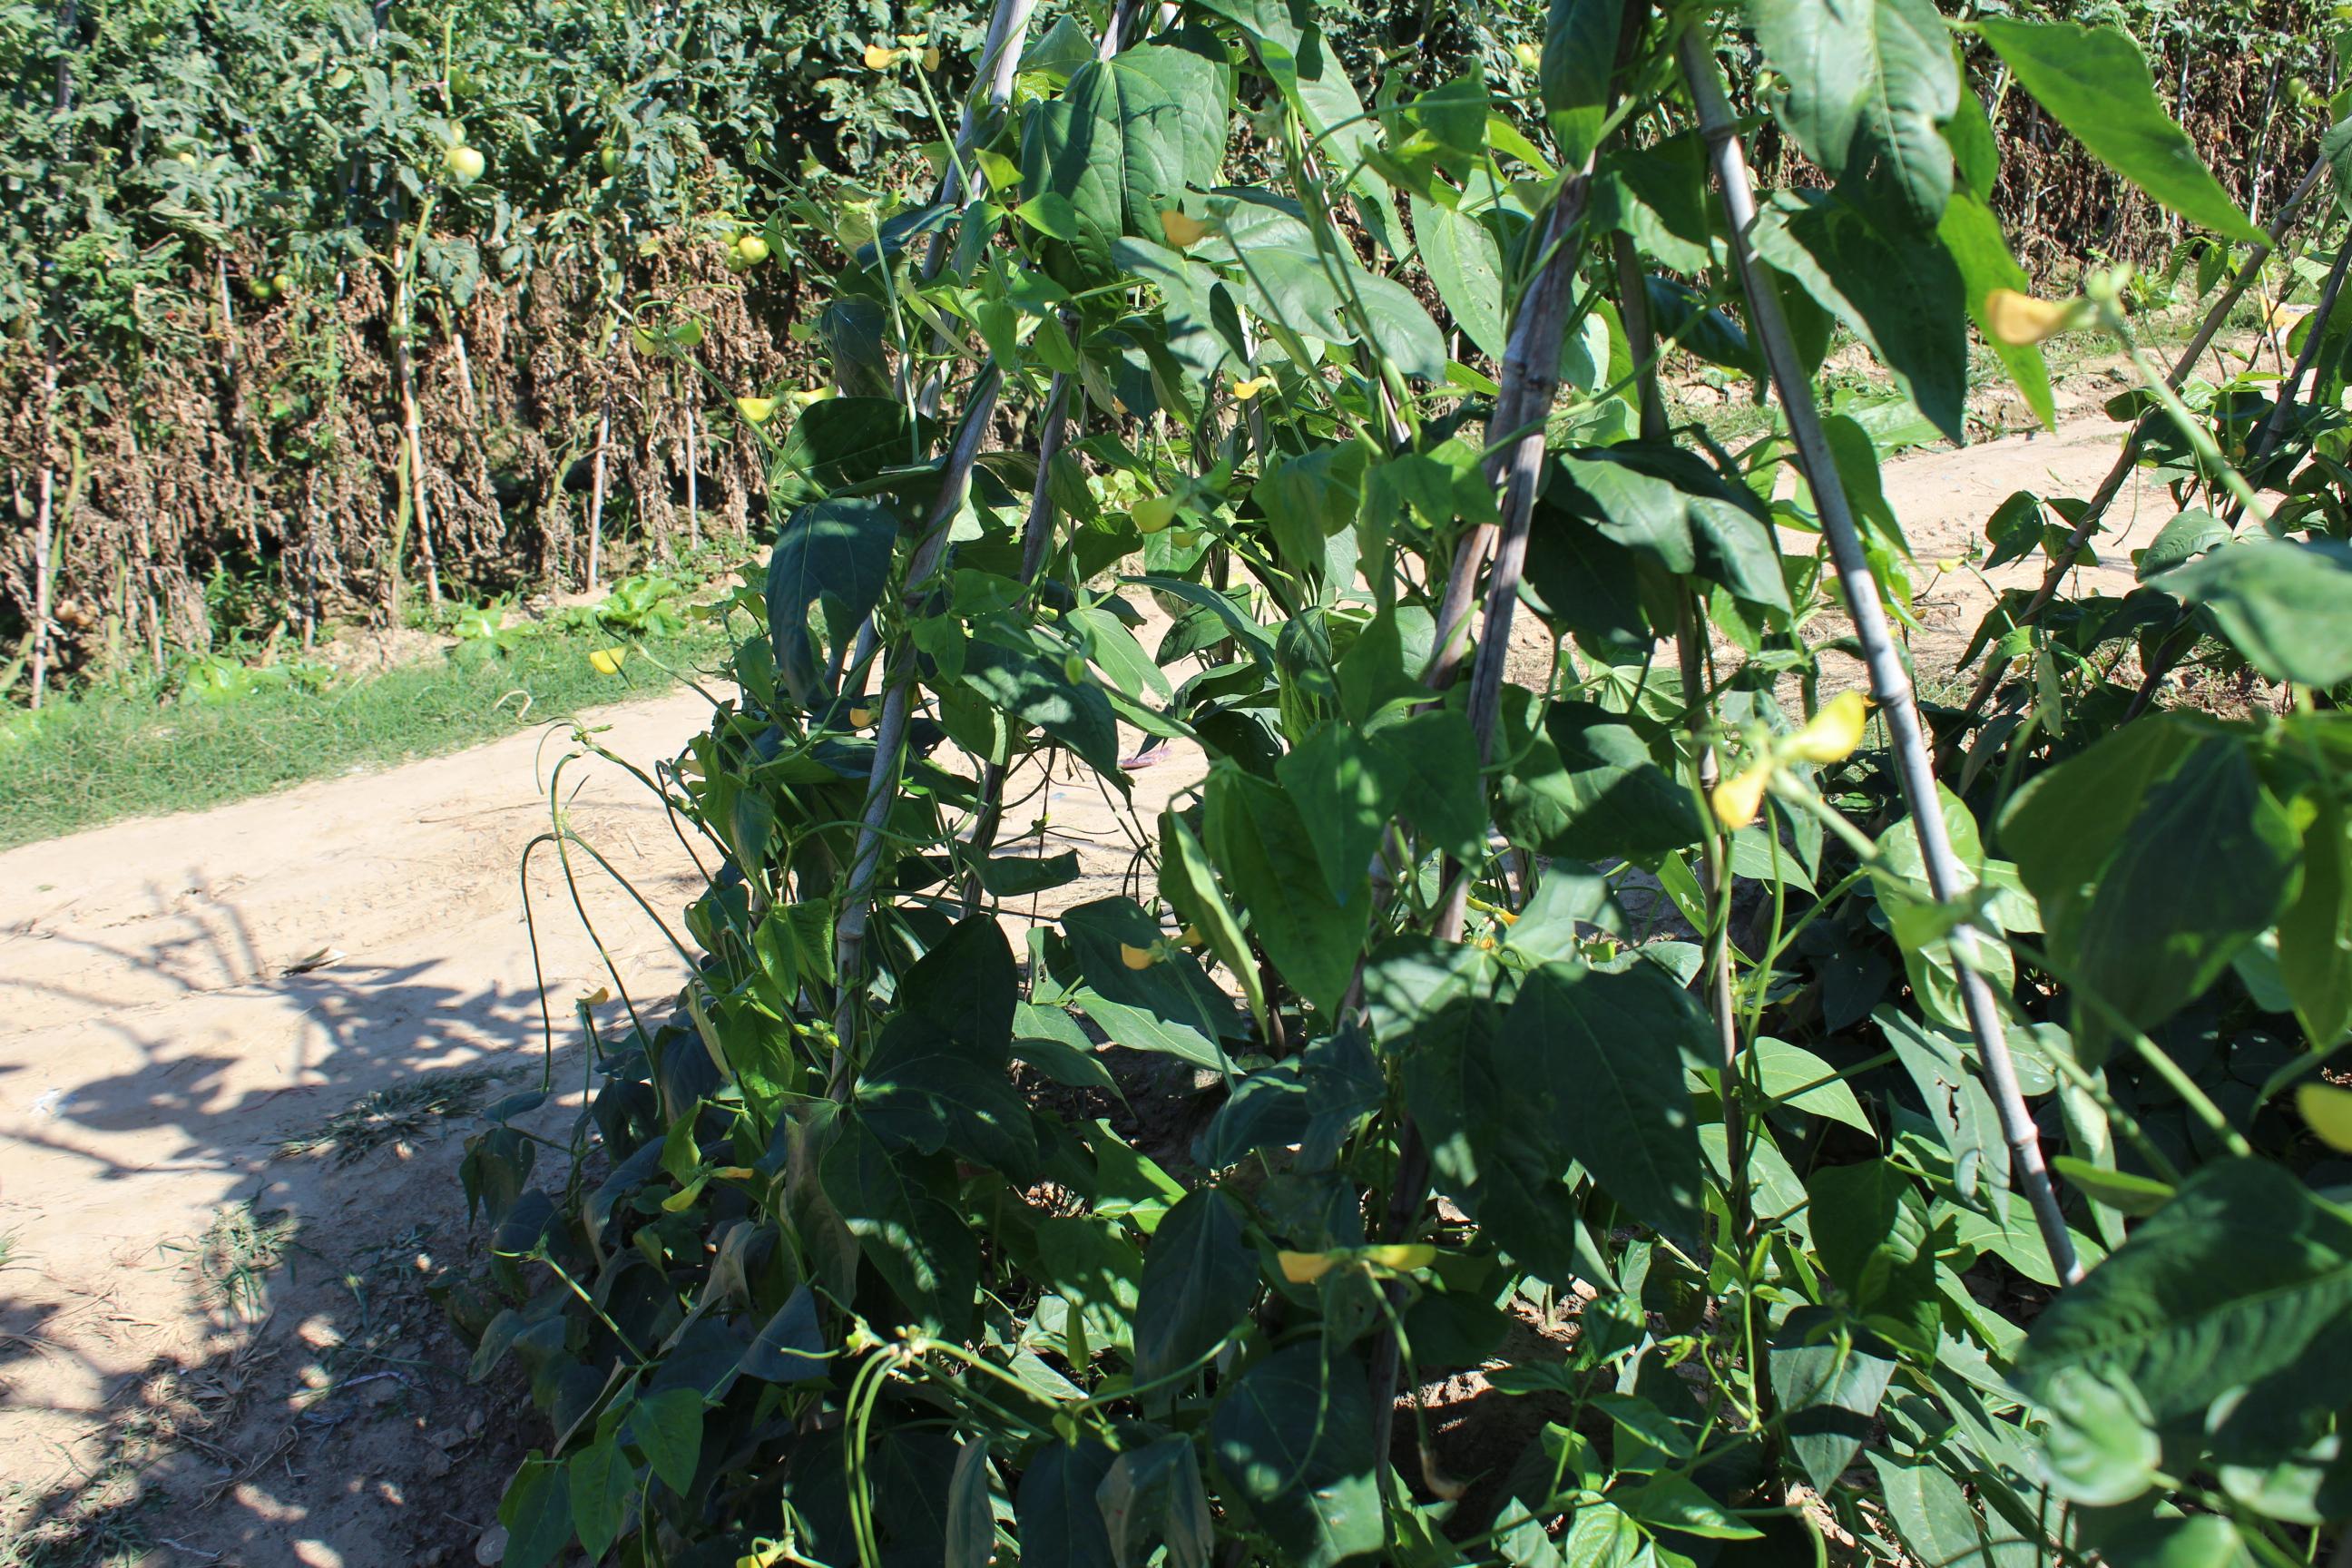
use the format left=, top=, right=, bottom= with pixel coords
left=0, top=0, right=2339, bottom=710
left=439, top=0, right=2352, bottom=1564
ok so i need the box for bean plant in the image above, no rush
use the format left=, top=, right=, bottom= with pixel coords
left=456, top=0, right=2352, bottom=1563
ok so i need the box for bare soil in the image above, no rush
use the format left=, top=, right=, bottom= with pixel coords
left=0, top=397, right=2179, bottom=1564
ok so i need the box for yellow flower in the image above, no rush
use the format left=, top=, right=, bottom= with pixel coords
left=1231, top=375, right=1275, bottom=400
left=1363, top=1244, right=1436, bottom=1270
left=1132, top=495, right=1181, bottom=534
left=736, top=396, right=777, bottom=424
left=1984, top=287, right=2089, bottom=346
left=1278, top=1250, right=1336, bottom=1284
left=922, top=46, right=942, bottom=70
left=1178, top=925, right=1205, bottom=947
left=1710, top=760, right=1770, bottom=829
left=1785, top=690, right=1872, bottom=765
left=1160, top=209, right=1210, bottom=249
left=588, top=647, right=627, bottom=675
left=848, top=705, right=873, bottom=727
left=1119, top=941, right=1160, bottom=970
left=790, top=387, right=836, bottom=407
left=863, top=44, right=899, bottom=69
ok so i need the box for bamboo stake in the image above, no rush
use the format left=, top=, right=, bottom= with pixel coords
left=1945, top=153, right=2328, bottom=750
left=684, top=399, right=700, bottom=551
left=829, top=368, right=1004, bottom=1095
left=1681, top=34, right=2081, bottom=1286
left=389, top=258, right=443, bottom=607
left=585, top=402, right=611, bottom=592
left=28, top=348, right=58, bottom=708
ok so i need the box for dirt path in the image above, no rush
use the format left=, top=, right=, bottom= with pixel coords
left=0, top=406, right=2168, bottom=1564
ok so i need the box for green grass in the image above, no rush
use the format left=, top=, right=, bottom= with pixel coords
left=0, top=626, right=729, bottom=850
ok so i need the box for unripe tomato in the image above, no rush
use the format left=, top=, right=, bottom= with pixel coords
left=735, top=233, right=770, bottom=266
left=600, top=147, right=622, bottom=176
left=446, top=145, right=486, bottom=184
left=1132, top=495, right=1181, bottom=534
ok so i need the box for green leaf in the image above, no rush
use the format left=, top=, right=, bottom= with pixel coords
left=766, top=498, right=899, bottom=702
left=857, top=1013, right=1038, bottom=1178
left=2082, top=1515, right=2250, bottom=1568
left=2280, top=794, right=2352, bottom=1048
left=1806, top=1160, right=1939, bottom=1353
left=1752, top=189, right=1968, bottom=442
left=498, top=1454, right=574, bottom=1568
left=567, top=1438, right=631, bottom=1563
left=1209, top=1343, right=1384, bottom=1567
left=2155, top=538, right=2352, bottom=687
left=946, top=1439, right=995, bottom=1568
left=1036, top=1216, right=1143, bottom=1356
left=1591, top=134, right=1713, bottom=274
left=769, top=397, right=916, bottom=506
left=1535, top=702, right=1709, bottom=862
left=1367, top=707, right=1491, bottom=862
left=1135, top=1190, right=1259, bottom=1381
left=1747, top=0, right=1957, bottom=228
left=1098, top=1435, right=1215, bottom=1568
left=1275, top=722, right=1406, bottom=904
left=1616, top=1474, right=1762, bottom=1539
left=960, top=637, right=1126, bottom=779
left=2017, top=1161, right=2352, bottom=1428
left=1410, top=195, right=1505, bottom=361
left=1159, top=810, right=1267, bottom=1026
left=1745, top=1037, right=1873, bottom=1132
left=819, top=1117, right=979, bottom=1336
left=2052, top=1156, right=2175, bottom=1219
left=1061, top=897, right=1240, bottom=1069
left=1205, top=767, right=1369, bottom=1014
left=1022, top=45, right=1232, bottom=280
left=627, top=1387, right=704, bottom=1496
left=2136, top=508, right=2232, bottom=581
left=1238, top=244, right=1449, bottom=379
left=1939, top=190, right=2056, bottom=428
left=1975, top=18, right=2263, bottom=244
left=1505, top=961, right=1710, bottom=1248
left=1771, top=1308, right=1897, bottom=1492
left=1016, top=1439, right=1117, bottom=1568
left=1867, top=1453, right=2039, bottom=1567
left=1541, top=0, right=1625, bottom=169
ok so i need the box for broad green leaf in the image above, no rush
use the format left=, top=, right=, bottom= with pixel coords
left=628, top=1387, right=705, bottom=1495
left=1534, top=702, right=1709, bottom=861
left=1097, top=1435, right=1215, bottom=1568
left=1616, top=1474, right=1762, bottom=1539
left=1367, top=707, right=1490, bottom=862
left=769, top=397, right=917, bottom=506
left=1541, top=0, right=1625, bottom=169
left=1061, top=897, right=1240, bottom=1069
left=1554, top=443, right=1790, bottom=611
left=1022, top=45, right=1232, bottom=280
left=740, top=1284, right=828, bottom=1385
left=819, top=1117, right=979, bottom=1336
left=1975, top=18, right=2263, bottom=244
left=1135, top=1190, right=1258, bottom=1380
left=1771, top=1308, right=1897, bottom=1493
left=1410, top=195, right=1505, bottom=360
left=1275, top=722, right=1406, bottom=904
left=1205, top=767, right=1369, bottom=1014
left=857, top=1013, right=1039, bottom=1178
left=2082, top=1514, right=2251, bottom=1568
left=1748, top=0, right=1957, bottom=227
left=2154, top=538, right=2352, bottom=687
left=497, top=1454, right=573, bottom=1568
left=2051, top=1156, right=2174, bottom=1219
left=1209, top=1343, right=1383, bottom=1567
left=1807, top=1160, right=1939, bottom=1353
left=960, top=637, right=1126, bottom=779
left=1237, top=244, right=1449, bottom=379
left=2014, top=1159, right=2352, bottom=1428
left=1591, top=133, right=1712, bottom=273
left=567, top=1438, right=631, bottom=1563
left=1743, top=1037, right=1873, bottom=1132
left=1037, top=1216, right=1143, bottom=1357
left=2034, top=1365, right=2162, bottom=1504
left=766, top=497, right=899, bottom=702
left=1505, top=961, right=1710, bottom=1248
left=1868, top=1453, right=2043, bottom=1567
left=2279, top=795, right=2352, bottom=1048
left=1939, top=190, right=2057, bottom=428
left=946, top=1440, right=995, bottom=1568
left=1016, top=1438, right=1118, bottom=1568
left=1752, top=188, right=1968, bottom=442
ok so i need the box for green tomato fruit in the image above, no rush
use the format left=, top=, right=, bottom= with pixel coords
left=600, top=147, right=622, bottom=176
left=735, top=233, right=771, bottom=266
left=271, top=274, right=293, bottom=298
left=1132, top=495, right=1181, bottom=534
left=445, top=145, right=486, bottom=184
left=1170, top=527, right=1202, bottom=549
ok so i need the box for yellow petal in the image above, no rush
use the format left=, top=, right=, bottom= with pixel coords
left=1710, top=761, right=1770, bottom=829
left=1178, top=925, right=1205, bottom=948
left=1120, top=942, right=1160, bottom=970
left=736, top=396, right=776, bottom=424
left=1231, top=375, right=1275, bottom=400
left=1363, top=1244, right=1436, bottom=1271
left=1786, top=690, right=1872, bottom=765
left=922, top=46, right=942, bottom=71
left=1984, top=287, right=2086, bottom=347
left=583, top=985, right=612, bottom=1005
left=863, top=44, right=898, bottom=68
left=2300, top=1083, right=2352, bottom=1152
left=1160, top=210, right=1210, bottom=249
left=848, top=705, right=873, bottom=727
left=1278, top=1250, right=1336, bottom=1284
left=588, top=647, right=627, bottom=675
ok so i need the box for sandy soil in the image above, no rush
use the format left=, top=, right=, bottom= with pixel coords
left=0, top=403, right=2174, bottom=1564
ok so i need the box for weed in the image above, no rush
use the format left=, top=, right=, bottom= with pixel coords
left=278, top=1068, right=501, bottom=1165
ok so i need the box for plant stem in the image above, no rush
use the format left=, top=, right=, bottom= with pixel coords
left=1681, top=31, right=2082, bottom=1286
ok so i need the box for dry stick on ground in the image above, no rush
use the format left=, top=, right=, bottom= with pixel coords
left=1681, top=33, right=2082, bottom=1287
left=2121, top=230, right=2349, bottom=720
left=828, top=368, right=1004, bottom=1097
left=1943, top=154, right=2328, bottom=756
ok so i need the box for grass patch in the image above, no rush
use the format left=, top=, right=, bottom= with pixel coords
left=279, top=1067, right=503, bottom=1165
left=0, top=626, right=728, bottom=850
